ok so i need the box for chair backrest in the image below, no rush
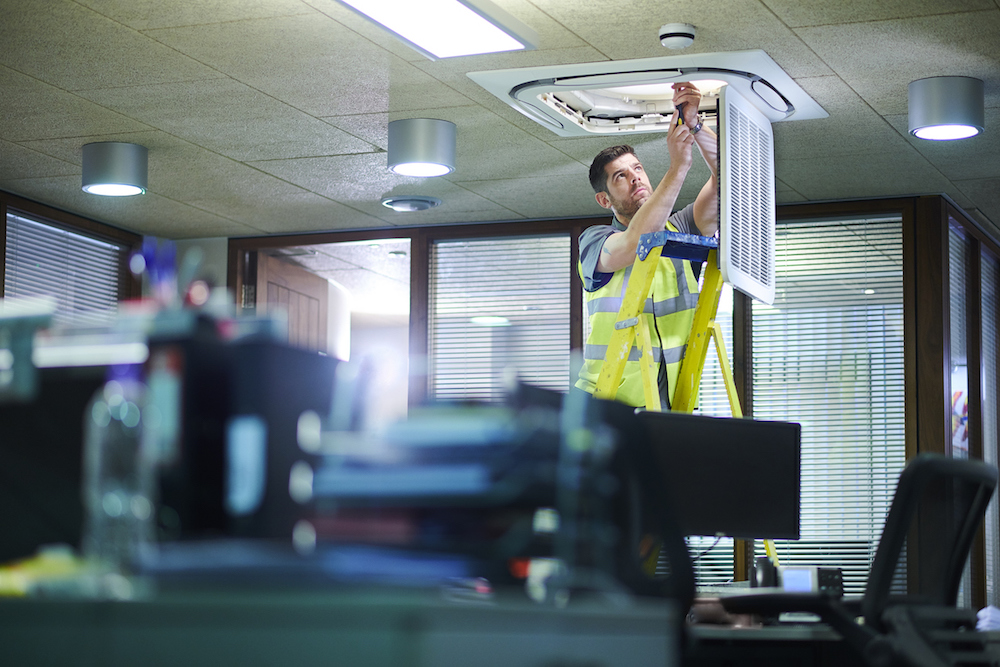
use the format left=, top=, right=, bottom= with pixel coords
left=862, top=454, right=998, bottom=628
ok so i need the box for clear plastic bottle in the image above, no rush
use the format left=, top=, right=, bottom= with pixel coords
left=81, top=372, right=156, bottom=577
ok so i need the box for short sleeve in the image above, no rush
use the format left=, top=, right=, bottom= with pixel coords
left=669, top=202, right=697, bottom=235
left=578, top=225, right=616, bottom=292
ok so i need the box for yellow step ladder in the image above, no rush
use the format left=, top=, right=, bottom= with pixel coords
left=593, top=232, right=781, bottom=568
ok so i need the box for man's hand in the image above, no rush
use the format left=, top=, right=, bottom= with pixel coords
left=672, top=82, right=702, bottom=127
left=666, top=109, right=695, bottom=171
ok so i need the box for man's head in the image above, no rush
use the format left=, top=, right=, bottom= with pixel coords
left=589, top=145, right=636, bottom=194
left=589, top=145, right=652, bottom=224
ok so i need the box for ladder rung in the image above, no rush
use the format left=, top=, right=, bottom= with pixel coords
left=615, top=317, right=639, bottom=330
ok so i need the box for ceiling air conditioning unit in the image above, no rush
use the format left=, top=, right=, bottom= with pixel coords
left=468, top=50, right=826, bottom=137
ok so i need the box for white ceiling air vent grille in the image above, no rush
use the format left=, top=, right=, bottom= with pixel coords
left=719, top=85, right=775, bottom=305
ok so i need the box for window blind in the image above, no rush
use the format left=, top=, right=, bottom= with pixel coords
left=949, top=226, right=974, bottom=607
left=428, top=235, right=571, bottom=402
left=750, top=216, right=905, bottom=598
left=982, top=251, right=999, bottom=606
left=4, top=212, right=122, bottom=326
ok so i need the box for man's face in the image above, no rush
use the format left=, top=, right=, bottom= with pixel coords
left=597, top=153, right=653, bottom=223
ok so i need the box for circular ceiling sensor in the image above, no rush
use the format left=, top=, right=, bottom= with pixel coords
left=381, top=195, right=442, bottom=212
left=659, top=23, right=695, bottom=49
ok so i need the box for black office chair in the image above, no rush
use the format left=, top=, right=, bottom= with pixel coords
left=721, top=454, right=999, bottom=667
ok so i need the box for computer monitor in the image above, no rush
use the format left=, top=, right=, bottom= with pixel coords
left=634, top=410, right=800, bottom=540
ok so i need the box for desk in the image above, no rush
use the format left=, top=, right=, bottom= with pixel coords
left=688, top=622, right=1000, bottom=667
left=0, top=588, right=677, bottom=667
left=687, top=624, right=851, bottom=667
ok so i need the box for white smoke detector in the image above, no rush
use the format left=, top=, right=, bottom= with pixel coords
left=659, top=23, right=695, bottom=50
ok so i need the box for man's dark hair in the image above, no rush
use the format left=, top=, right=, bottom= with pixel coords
left=589, top=145, right=636, bottom=194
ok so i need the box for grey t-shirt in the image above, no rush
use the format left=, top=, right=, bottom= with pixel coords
left=579, top=202, right=698, bottom=292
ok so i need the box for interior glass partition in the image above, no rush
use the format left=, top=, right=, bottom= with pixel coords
left=750, top=215, right=905, bottom=597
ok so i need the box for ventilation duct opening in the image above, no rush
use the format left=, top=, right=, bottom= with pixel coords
left=468, top=50, right=827, bottom=137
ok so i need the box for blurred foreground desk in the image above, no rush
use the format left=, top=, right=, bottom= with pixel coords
left=0, top=589, right=677, bottom=667
left=687, top=624, right=851, bottom=667
left=688, top=622, right=1000, bottom=667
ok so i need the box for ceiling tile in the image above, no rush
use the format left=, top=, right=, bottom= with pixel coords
left=777, top=148, right=954, bottom=200
left=321, top=112, right=391, bottom=151
left=249, top=150, right=519, bottom=223
left=145, top=13, right=473, bottom=117
left=0, top=0, right=221, bottom=91
left=527, top=0, right=834, bottom=77
left=775, top=177, right=807, bottom=203
left=955, top=178, right=1000, bottom=235
left=78, top=0, right=314, bottom=31
left=0, top=140, right=79, bottom=182
left=0, top=175, right=262, bottom=238
left=249, top=151, right=415, bottom=202
left=457, top=173, right=608, bottom=219
left=762, top=0, right=994, bottom=28
left=0, top=67, right=152, bottom=142
left=75, top=79, right=377, bottom=161
left=794, top=10, right=1000, bottom=115
left=772, top=76, right=912, bottom=160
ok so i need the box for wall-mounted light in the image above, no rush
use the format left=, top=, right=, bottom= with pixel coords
left=908, top=76, right=984, bottom=141
left=335, top=0, right=536, bottom=59
left=388, top=119, right=456, bottom=177
left=81, top=142, right=148, bottom=196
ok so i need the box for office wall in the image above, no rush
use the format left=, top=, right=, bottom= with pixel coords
left=174, top=237, right=228, bottom=289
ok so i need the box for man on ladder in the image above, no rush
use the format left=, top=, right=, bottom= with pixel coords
left=574, top=82, right=719, bottom=409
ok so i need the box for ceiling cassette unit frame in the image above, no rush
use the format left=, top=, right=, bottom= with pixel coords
left=468, top=50, right=827, bottom=137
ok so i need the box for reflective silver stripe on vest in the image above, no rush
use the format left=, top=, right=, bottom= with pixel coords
left=587, top=255, right=698, bottom=318
left=584, top=343, right=686, bottom=364
left=653, top=292, right=700, bottom=317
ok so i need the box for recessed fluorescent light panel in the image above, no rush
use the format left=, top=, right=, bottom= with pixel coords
left=468, top=50, right=827, bottom=137
left=336, top=0, right=537, bottom=59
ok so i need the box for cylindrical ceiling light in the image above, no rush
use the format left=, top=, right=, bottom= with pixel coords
left=388, top=119, right=456, bottom=177
left=908, top=76, right=984, bottom=141
left=82, top=142, right=148, bottom=196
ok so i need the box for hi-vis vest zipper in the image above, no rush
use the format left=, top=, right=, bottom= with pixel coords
left=576, top=222, right=700, bottom=407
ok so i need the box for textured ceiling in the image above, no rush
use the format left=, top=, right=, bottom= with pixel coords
left=1, top=0, right=998, bottom=240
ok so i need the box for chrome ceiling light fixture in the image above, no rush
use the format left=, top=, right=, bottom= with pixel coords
left=908, top=76, right=984, bottom=141
left=335, top=0, right=537, bottom=59
left=387, top=118, right=456, bottom=177
left=81, top=142, right=148, bottom=196
left=381, top=195, right=443, bottom=212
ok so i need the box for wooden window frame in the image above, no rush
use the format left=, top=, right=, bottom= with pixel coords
left=228, top=217, right=596, bottom=405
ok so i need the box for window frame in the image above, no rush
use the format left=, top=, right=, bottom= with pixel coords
left=228, top=216, right=594, bottom=406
